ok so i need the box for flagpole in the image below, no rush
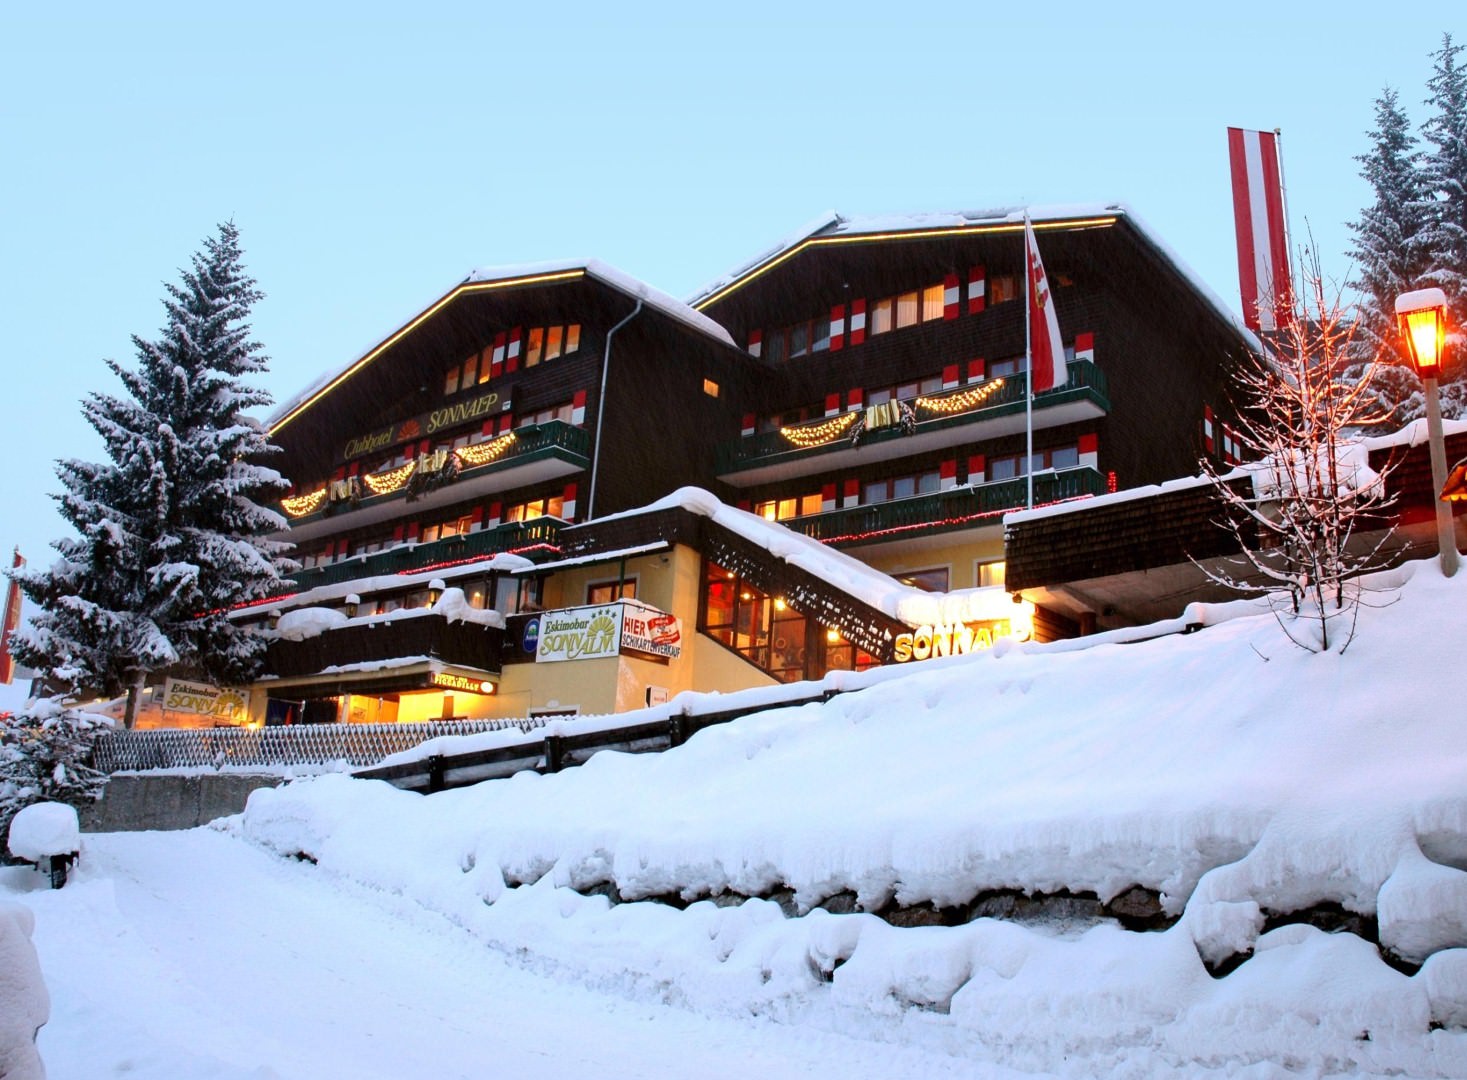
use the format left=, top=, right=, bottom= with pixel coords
left=1024, top=211, right=1034, bottom=509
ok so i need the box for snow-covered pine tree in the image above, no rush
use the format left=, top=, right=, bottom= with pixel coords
left=1420, top=33, right=1467, bottom=332
left=9, top=223, right=293, bottom=727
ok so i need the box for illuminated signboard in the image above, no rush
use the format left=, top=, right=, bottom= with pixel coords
left=342, top=389, right=511, bottom=462
left=892, top=619, right=1030, bottom=662
left=533, top=600, right=683, bottom=663
left=430, top=672, right=496, bottom=695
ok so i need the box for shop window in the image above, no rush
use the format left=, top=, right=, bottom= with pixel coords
left=587, top=579, right=637, bottom=605
left=977, top=560, right=1007, bottom=589
left=897, top=567, right=949, bottom=592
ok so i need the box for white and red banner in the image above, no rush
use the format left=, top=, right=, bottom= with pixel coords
left=1025, top=218, right=1067, bottom=393
left=0, top=549, right=23, bottom=685
left=1227, top=127, right=1291, bottom=333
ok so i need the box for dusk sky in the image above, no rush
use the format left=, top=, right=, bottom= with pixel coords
left=1, top=2, right=1454, bottom=610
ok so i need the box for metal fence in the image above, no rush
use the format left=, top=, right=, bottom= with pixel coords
left=92, top=717, right=547, bottom=773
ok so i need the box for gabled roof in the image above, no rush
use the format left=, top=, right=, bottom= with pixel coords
left=270, top=258, right=737, bottom=435
left=688, top=203, right=1262, bottom=354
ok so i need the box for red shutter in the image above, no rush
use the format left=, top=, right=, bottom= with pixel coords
left=736, top=499, right=751, bottom=511
left=331, top=467, right=345, bottom=482
left=942, top=364, right=960, bottom=389
left=469, top=506, right=484, bottom=525
left=497, top=414, right=512, bottom=434
left=968, top=265, right=986, bottom=314
left=967, top=454, right=986, bottom=480
left=843, top=478, right=860, bottom=506
left=347, top=461, right=359, bottom=477
left=1079, top=434, right=1099, bottom=455
left=741, top=413, right=756, bottom=437
left=943, top=273, right=960, bottom=319
left=406, top=522, right=420, bottom=542
left=824, top=393, right=841, bottom=416
left=940, top=458, right=957, bottom=489
left=747, top=329, right=763, bottom=358
left=482, top=419, right=495, bottom=436
left=821, top=482, right=837, bottom=512
left=829, top=304, right=846, bottom=351
left=490, top=331, right=507, bottom=378
left=506, top=327, right=522, bottom=372
left=847, top=387, right=863, bottom=410
left=968, top=358, right=985, bottom=383
left=849, top=299, right=867, bottom=345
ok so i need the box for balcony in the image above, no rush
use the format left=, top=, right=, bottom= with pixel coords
left=782, top=467, right=1108, bottom=548
left=279, top=421, right=590, bottom=543
left=716, top=362, right=1109, bottom=487
left=264, top=613, right=503, bottom=682
left=286, top=517, right=565, bottom=594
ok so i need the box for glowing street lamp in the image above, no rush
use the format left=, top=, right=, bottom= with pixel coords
left=1395, top=288, right=1459, bottom=577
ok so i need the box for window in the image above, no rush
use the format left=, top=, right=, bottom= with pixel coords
left=922, top=283, right=945, bottom=321
left=766, top=316, right=832, bottom=362
left=754, top=493, right=822, bottom=521
left=977, top=560, right=1007, bottom=589
left=587, top=579, right=636, bottom=605
left=518, top=402, right=574, bottom=427
left=896, top=291, right=920, bottom=329
left=990, top=275, right=1019, bottom=304
left=703, top=378, right=720, bottom=398
left=545, top=325, right=564, bottom=361
left=870, top=297, right=894, bottom=335
left=505, top=494, right=565, bottom=522
left=988, top=443, right=1081, bottom=481
left=525, top=327, right=545, bottom=367
left=462, top=354, right=478, bottom=387
left=897, top=567, right=949, bottom=592
left=444, top=366, right=460, bottom=395
left=863, top=470, right=940, bottom=504
left=989, top=357, right=1022, bottom=378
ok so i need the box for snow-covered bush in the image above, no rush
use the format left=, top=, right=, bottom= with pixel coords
left=0, top=700, right=108, bottom=860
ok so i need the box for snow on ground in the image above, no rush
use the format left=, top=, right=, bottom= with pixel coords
left=7, top=558, right=1467, bottom=1076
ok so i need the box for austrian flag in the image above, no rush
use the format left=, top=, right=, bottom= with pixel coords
left=1025, top=218, right=1067, bottom=393
left=1227, top=127, right=1291, bottom=333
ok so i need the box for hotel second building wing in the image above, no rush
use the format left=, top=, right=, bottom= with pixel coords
left=166, top=206, right=1265, bottom=731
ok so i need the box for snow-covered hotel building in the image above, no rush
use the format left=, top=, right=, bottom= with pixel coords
left=227, top=207, right=1260, bottom=728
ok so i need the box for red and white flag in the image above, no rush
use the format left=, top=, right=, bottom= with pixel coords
left=1227, top=127, right=1291, bottom=333
left=1025, top=217, right=1067, bottom=393
left=0, top=548, right=22, bottom=685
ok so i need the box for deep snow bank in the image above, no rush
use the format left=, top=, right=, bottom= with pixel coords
left=236, top=560, right=1467, bottom=1076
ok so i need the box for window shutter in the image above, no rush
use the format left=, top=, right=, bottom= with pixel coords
left=968, top=265, right=986, bottom=314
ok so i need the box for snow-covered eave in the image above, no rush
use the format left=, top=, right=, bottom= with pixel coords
left=268, top=258, right=738, bottom=434
left=508, top=541, right=671, bottom=575
left=687, top=204, right=1132, bottom=309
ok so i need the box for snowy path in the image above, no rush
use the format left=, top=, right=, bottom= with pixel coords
left=3, top=829, right=1009, bottom=1080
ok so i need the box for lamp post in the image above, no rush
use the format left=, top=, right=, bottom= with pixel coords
left=1395, top=288, right=1459, bottom=577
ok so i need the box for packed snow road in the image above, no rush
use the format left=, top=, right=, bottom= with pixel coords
left=3, top=828, right=1007, bottom=1080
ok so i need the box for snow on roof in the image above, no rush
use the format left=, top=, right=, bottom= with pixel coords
left=686, top=204, right=1263, bottom=354
left=269, top=258, right=737, bottom=429
left=509, top=541, right=670, bottom=575
left=605, top=486, right=1013, bottom=628
left=1005, top=416, right=1467, bottom=528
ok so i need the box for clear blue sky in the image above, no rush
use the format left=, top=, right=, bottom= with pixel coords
left=0, top=1, right=1456, bottom=588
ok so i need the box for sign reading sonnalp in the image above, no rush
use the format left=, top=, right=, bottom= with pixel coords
left=533, top=600, right=683, bottom=663
left=162, top=678, right=248, bottom=724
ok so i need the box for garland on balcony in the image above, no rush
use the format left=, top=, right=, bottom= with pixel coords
left=453, top=431, right=517, bottom=469
left=779, top=411, right=857, bottom=448
left=915, top=378, right=1004, bottom=415
left=280, top=488, right=328, bottom=518
left=405, top=449, right=458, bottom=502
left=850, top=400, right=916, bottom=447
left=361, top=460, right=417, bottom=496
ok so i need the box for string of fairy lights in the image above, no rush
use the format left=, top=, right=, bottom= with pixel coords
left=778, top=378, right=1006, bottom=448
left=281, top=432, right=521, bottom=518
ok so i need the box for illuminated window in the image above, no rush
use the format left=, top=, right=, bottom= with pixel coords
left=870, top=297, right=894, bottom=335
left=444, top=366, right=460, bottom=395
left=754, top=493, right=822, bottom=521
left=587, top=579, right=637, bottom=604
left=461, top=354, right=478, bottom=388
left=703, top=378, right=720, bottom=398
left=896, top=291, right=920, bottom=329
left=922, top=284, right=945, bottom=321
left=566, top=324, right=581, bottom=353
left=518, top=402, right=574, bottom=427
left=525, top=327, right=544, bottom=367
left=545, top=325, right=564, bottom=361
left=978, top=560, right=1007, bottom=589
left=990, top=275, right=1019, bottom=304
left=505, top=494, right=566, bottom=522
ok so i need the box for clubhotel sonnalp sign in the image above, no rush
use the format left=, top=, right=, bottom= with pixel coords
left=342, top=389, right=510, bottom=461
left=534, top=600, right=683, bottom=664
left=892, top=618, right=1029, bottom=663
left=162, top=678, right=247, bottom=723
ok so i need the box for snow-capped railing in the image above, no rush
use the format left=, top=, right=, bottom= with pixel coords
left=91, top=718, right=546, bottom=773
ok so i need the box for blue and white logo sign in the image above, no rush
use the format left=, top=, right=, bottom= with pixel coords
left=521, top=617, right=541, bottom=655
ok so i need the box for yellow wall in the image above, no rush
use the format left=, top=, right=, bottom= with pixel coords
left=857, top=534, right=1005, bottom=591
